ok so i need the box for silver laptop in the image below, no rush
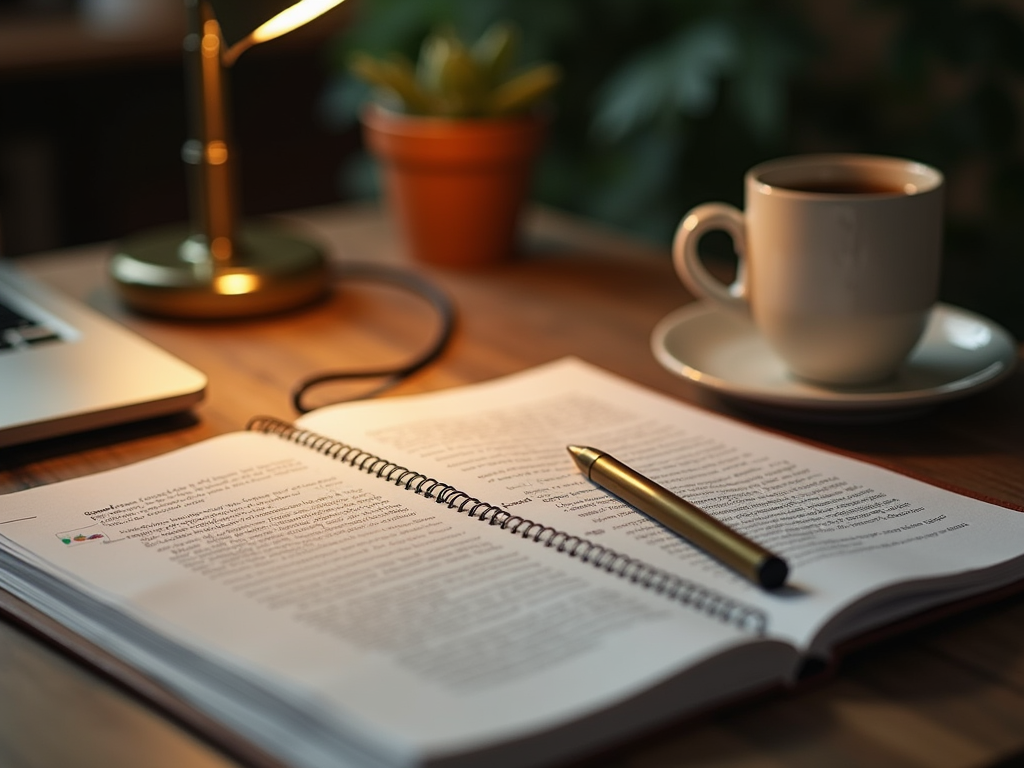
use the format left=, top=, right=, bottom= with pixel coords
left=0, top=261, right=207, bottom=448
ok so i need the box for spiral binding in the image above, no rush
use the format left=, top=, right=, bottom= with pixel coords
left=248, top=415, right=770, bottom=636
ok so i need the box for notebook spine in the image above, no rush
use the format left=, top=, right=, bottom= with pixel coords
left=248, top=416, right=769, bottom=636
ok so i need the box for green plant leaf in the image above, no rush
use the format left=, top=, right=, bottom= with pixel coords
left=348, top=16, right=558, bottom=117
left=590, top=48, right=672, bottom=142
left=415, top=29, right=453, bottom=96
left=349, top=52, right=432, bottom=113
left=590, top=18, right=738, bottom=143
left=666, top=19, right=737, bottom=116
left=472, top=21, right=520, bottom=86
left=488, top=63, right=561, bottom=115
left=437, top=43, right=490, bottom=115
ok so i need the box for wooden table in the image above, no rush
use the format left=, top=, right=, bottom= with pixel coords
left=2, top=204, right=1023, bottom=768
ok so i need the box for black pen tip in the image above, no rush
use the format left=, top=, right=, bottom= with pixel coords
left=758, top=556, right=789, bottom=590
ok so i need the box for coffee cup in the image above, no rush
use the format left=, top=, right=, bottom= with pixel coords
left=672, top=154, right=944, bottom=386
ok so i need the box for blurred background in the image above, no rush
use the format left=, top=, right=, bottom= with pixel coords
left=2, top=0, right=1023, bottom=334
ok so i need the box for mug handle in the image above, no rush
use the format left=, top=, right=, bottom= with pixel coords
left=672, top=203, right=749, bottom=314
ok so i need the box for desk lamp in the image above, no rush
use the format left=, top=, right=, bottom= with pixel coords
left=110, top=0, right=346, bottom=319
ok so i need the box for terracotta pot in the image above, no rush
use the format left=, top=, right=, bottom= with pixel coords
left=361, top=105, right=547, bottom=268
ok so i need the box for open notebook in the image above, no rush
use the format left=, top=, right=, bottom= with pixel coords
left=2, top=359, right=1023, bottom=768
left=0, top=260, right=206, bottom=448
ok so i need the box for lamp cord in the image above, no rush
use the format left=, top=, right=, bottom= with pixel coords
left=290, top=263, right=456, bottom=414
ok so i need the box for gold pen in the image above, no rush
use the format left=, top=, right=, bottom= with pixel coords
left=567, top=445, right=789, bottom=589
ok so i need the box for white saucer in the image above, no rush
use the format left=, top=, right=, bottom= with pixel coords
left=651, top=302, right=1018, bottom=420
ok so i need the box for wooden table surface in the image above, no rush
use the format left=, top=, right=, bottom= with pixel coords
left=2, top=203, right=1023, bottom=768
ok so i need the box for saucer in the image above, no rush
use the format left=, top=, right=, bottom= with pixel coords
left=651, top=302, right=1017, bottom=420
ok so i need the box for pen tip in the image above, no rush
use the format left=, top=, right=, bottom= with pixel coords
left=758, top=556, right=789, bottom=590
left=566, top=445, right=601, bottom=475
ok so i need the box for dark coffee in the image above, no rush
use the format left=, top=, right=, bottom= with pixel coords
left=778, top=179, right=907, bottom=195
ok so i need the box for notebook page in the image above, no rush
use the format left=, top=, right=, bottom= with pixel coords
left=298, top=357, right=1024, bottom=654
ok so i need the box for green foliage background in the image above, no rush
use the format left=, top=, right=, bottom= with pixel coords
left=323, top=0, right=1024, bottom=336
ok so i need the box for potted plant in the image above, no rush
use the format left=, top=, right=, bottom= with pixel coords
left=350, top=23, right=560, bottom=268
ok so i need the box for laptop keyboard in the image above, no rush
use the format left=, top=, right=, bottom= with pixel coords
left=0, top=296, right=61, bottom=351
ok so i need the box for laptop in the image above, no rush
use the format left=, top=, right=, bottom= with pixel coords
left=0, top=260, right=207, bottom=449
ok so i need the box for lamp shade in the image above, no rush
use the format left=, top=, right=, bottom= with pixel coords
left=209, top=0, right=344, bottom=49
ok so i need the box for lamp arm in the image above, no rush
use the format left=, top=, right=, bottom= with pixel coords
left=182, top=0, right=239, bottom=265
left=221, top=35, right=254, bottom=68
left=109, top=0, right=334, bottom=317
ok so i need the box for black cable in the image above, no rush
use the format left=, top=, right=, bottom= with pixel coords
left=290, top=262, right=456, bottom=414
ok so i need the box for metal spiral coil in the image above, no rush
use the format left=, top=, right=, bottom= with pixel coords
left=247, top=415, right=769, bottom=635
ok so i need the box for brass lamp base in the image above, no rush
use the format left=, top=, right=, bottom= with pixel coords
left=110, top=224, right=330, bottom=319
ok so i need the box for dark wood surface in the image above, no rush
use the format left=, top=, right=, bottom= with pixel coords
left=2, top=203, right=1023, bottom=768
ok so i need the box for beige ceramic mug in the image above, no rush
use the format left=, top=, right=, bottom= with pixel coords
left=673, top=154, right=945, bottom=386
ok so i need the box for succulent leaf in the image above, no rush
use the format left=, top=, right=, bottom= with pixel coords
left=350, top=21, right=557, bottom=117
left=349, top=52, right=433, bottom=114
left=472, top=22, right=519, bottom=87
left=415, top=31, right=451, bottom=97
left=437, top=44, right=489, bottom=116
left=488, top=63, right=562, bottom=116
